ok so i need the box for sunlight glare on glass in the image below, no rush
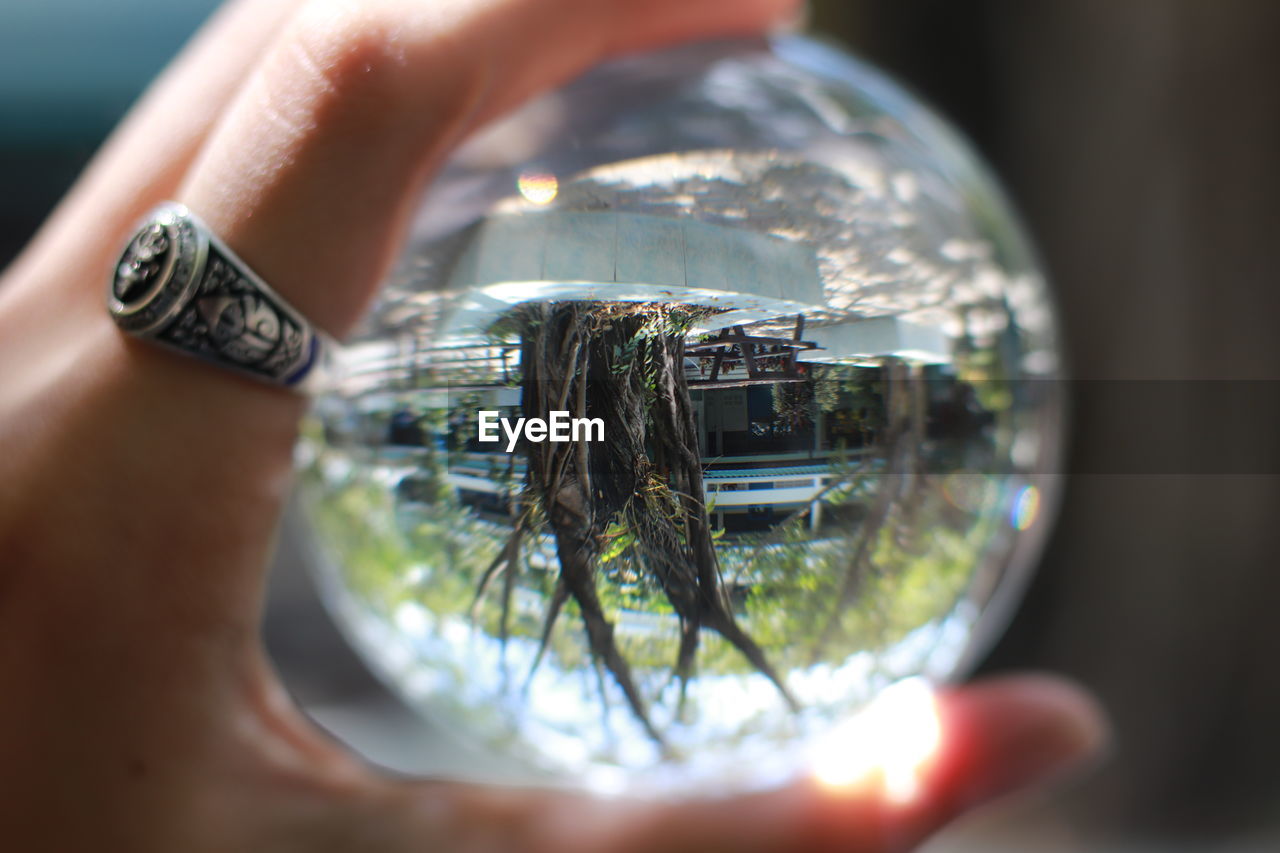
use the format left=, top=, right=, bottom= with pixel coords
left=810, top=678, right=942, bottom=804
left=517, top=171, right=559, bottom=204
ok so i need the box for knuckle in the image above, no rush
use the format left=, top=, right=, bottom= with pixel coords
left=285, top=0, right=409, bottom=102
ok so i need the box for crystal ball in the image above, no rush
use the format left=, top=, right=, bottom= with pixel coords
left=298, top=35, right=1063, bottom=795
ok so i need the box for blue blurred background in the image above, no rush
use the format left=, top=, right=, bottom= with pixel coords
left=0, top=1, right=218, bottom=259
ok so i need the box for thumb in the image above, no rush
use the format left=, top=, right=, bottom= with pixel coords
left=371, top=675, right=1108, bottom=853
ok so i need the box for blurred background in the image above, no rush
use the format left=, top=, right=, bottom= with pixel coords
left=2, top=1, right=1278, bottom=850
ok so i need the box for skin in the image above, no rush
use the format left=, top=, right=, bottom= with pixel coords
left=0, top=1, right=1109, bottom=850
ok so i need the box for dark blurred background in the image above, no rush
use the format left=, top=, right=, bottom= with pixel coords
left=3, top=1, right=1279, bottom=850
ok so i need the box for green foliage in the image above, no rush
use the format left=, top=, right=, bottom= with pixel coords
left=955, top=342, right=1013, bottom=414
left=599, top=519, right=638, bottom=564
left=713, top=468, right=1001, bottom=676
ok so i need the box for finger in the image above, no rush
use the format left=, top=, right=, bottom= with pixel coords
left=618, top=675, right=1107, bottom=853
left=179, top=0, right=803, bottom=338
left=3, top=0, right=302, bottom=292
left=0, top=0, right=799, bottom=670
left=383, top=675, right=1107, bottom=853
left=19, top=0, right=796, bottom=595
left=924, top=674, right=1109, bottom=814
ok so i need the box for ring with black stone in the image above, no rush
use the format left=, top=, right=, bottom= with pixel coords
left=107, top=202, right=331, bottom=393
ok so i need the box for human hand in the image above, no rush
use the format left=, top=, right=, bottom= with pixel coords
left=0, top=0, right=1107, bottom=849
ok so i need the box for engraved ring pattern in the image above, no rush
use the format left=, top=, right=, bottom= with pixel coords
left=107, top=203, right=328, bottom=391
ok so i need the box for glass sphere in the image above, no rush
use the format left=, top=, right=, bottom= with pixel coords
left=298, top=35, right=1063, bottom=796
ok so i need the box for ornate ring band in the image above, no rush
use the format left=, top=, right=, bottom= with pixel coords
left=107, top=202, right=332, bottom=393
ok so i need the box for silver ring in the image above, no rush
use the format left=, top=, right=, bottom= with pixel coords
left=107, top=202, right=331, bottom=393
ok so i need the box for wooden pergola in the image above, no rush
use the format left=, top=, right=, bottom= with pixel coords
left=686, top=315, right=820, bottom=389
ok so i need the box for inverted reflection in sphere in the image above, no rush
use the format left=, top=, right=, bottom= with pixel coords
left=299, top=37, right=1063, bottom=796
